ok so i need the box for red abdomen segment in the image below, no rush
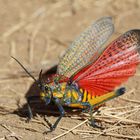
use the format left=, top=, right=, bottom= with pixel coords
left=72, top=30, right=140, bottom=96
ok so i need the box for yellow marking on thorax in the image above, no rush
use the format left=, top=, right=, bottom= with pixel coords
left=71, top=90, right=78, bottom=100
left=40, top=92, right=45, bottom=100
left=53, top=92, right=63, bottom=98
left=61, top=83, right=66, bottom=91
left=52, top=83, right=67, bottom=98
left=67, top=90, right=71, bottom=98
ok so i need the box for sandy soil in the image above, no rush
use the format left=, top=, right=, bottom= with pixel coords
left=0, top=0, right=140, bottom=140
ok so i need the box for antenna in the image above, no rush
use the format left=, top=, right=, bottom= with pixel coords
left=11, top=56, right=37, bottom=83
left=39, top=69, right=43, bottom=82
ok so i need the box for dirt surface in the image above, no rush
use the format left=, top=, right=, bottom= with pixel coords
left=0, top=0, right=140, bottom=140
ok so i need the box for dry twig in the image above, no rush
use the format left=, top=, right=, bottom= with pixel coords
left=0, top=124, right=22, bottom=140
left=1, top=6, right=46, bottom=39
left=51, top=119, right=88, bottom=140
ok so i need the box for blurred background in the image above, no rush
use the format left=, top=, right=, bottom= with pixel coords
left=0, top=0, right=140, bottom=139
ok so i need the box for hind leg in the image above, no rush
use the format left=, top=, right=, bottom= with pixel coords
left=89, top=106, right=104, bottom=129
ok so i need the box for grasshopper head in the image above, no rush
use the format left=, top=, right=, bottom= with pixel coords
left=38, top=70, right=52, bottom=105
left=12, top=56, right=53, bottom=105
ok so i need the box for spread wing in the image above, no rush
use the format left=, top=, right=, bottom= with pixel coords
left=57, top=17, right=114, bottom=77
left=72, top=30, right=140, bottom=96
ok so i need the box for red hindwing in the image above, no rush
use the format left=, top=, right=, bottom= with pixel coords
left=72, top=30, right=140, bottom=96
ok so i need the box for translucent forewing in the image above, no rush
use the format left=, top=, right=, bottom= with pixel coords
left=72, top=30, right=140, bottom=96
left=57, top=17, right=114, bottom=77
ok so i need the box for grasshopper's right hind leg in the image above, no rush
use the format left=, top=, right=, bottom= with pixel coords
left=89, top=106, right=104, bottom=129
left=89, top=87, right=126, bottom=129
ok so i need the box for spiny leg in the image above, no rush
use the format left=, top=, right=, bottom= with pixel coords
left=89, top=106, right=103, bottom=129
left=89, top=87, right=126, bottom=127
left=80, top=101, right=102, bottom=128
left=83, top=87, right=126, bottom=129
left=52, top=97, right=65, bottom=130
left=81, top=102, right=102, bottom=128
left=44, top=97, right=65, bottom=131
left=26, top=95, right=40, bottom=122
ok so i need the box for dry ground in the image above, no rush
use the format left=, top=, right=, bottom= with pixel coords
left=0, top=0, right=140, bottom=140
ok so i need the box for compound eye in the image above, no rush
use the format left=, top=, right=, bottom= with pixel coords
left=45, top=86, right=48, bottom=91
